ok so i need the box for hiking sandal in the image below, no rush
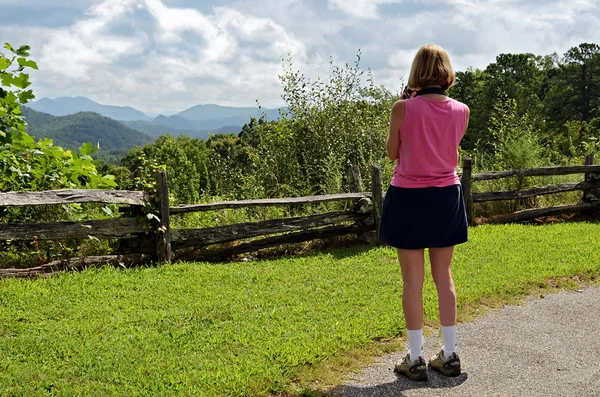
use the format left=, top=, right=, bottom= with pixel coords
left=428, top=349, right=461, bottom=377
left=394, top=354, right=428, bottom=381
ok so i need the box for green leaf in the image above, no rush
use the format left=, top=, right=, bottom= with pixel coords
left=18, top=90, right=35, bottom=104
left=17, top=73, right=31, bottom=89
left=15, top=45, right=31, bottom=57
left=3, top=43, right=14, bottom=52
left=17, top=58, right=38, bottom=70
left=0, top=57, right=10, bottom=71
left=79, top=142, right=95, bottom=156
left=102, top=206, right=114, bottom=217
left=1, top=74, right=15, bottom=87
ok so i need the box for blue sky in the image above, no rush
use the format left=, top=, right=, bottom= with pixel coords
left=1, top=0, right=599, bottom=114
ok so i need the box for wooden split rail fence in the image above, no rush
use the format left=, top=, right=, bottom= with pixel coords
left=1, top=156, right=599, bottom=277
left=461, top=154, right=600, bottom=225
left=0, top=166, right=383, bottom=277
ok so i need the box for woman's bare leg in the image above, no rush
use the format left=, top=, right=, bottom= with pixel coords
left=430, top=246, right=457, bottom=356
left=398, top=248, right=425, bottom=329
left=398, top=248, right=425, bottom=360
left=429, top=246, right=456, bottom=326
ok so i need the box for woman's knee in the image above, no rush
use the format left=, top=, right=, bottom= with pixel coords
left=403, top=277, right=424, bottom=292
left=434, top=278, right=456, bottom=295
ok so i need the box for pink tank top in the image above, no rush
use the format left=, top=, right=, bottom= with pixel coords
left=391, top=96, right=468, bottom=188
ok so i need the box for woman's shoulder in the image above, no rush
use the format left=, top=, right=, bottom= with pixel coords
left=450, top=98, right=469, bottom=110
left=391, top=99, right=408, bottom=116
left=392, top=99, right=407, bottom=110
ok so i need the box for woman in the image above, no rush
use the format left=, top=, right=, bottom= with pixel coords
left=380, top=44, right=470, bottom=381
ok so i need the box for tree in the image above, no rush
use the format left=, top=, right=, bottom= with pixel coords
left=562, top=43, right=600, bottom=122
left=0, top=43, right=36, bottom=142
left=544, top=43, right=600, bottom=128
left=0, top=43, right=116, bottom=192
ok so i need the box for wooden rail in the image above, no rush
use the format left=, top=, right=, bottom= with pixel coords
left=181, top=223, right=372, bottom=261
left=170, top=193, right=370, bottom=214
left=0, top=218, right=148, bottom=241
left=485, top=202, right=600, bottom=224
left=0, top=254, right=152, bottom=278
left=472, top=182, right=596, bottom=202
left=0, top=189, right=148, bottom=206
left=472, top=165, right=600, bottom=181
left=462, top=154, right=600, bottom=224
left=171, top=211, right=371, bottom=250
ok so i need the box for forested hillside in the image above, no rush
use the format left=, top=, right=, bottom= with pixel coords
left=22, top=107, right=153, bottom=151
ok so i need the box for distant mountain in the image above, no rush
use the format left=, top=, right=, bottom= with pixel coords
left=25, top=96, right=285, bottom=132
left=121, top=120, right=205, bottom=139
left=121, top=120, right=188, bottom=138
left=121, top=120, right=242, bottom=140
left=153, top=115, right=196, bottom=131
left=26, top=97, right=151, bottom=121
left=190, top=117, right=255, bottom=131
left=22, top=107, right=153, bottom=151
left=177, top=104, right=281, bottom=122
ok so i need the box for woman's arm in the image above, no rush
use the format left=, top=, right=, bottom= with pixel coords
left=386, top=100, right=406, bottom=161
left=461, top=105, right=470, bottom=138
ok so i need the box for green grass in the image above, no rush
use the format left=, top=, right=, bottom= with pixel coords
left=1, top=223, right=600, bottom=396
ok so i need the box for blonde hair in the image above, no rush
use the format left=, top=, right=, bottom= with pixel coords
left=408, top=44, right=455, bottom=90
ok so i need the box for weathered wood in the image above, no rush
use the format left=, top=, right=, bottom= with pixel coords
left=187, top=223, right=373, bottom=261
left=156, top=170, right=172, bottom=263
left=169, top=193, right=371, bottom=214
left=472, top=165, right=600, bottom=181
left=0, top=189, right=148, bottom=207
left=347, top=165, right=363, bottom=193
left=462, top=157, right=474, bottom=225
left=0, top=254, right=151, bottom=279
left=370, top=164, right=384, bottom=242
left=583, top=154, right=600, bottom=202
left=473, top=182, right=597, bottom=203
left=484, top=202, right=600, bottom=224
left=171, top=211, right=371, bottom=250
left=0, top=217, right=148, bottom=241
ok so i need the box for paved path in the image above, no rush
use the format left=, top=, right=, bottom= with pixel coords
left=330, top=287, right=600, bottom=397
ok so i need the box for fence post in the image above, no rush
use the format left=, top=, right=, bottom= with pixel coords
left=156, top=170, right=172, bottom=263
left=370, top=164, right=384, bottom=243
left=347, top=165, right=363, bottom=193
left=583, top=154, right=600, bottom=203
left=348, top=165, right=372, bottom=243
left=462, top=156, right=474, bottom=226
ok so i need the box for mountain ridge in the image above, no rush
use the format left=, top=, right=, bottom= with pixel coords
left=25, top=96, right=284, bottom=131
left=27, top=96, right=151, bottom=121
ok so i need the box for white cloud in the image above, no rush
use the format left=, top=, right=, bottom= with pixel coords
left=1, top=0, right=599, bottom=112
left=5, top=0, right=309, bottom=112
left=327, top=0, right=404, bottom=19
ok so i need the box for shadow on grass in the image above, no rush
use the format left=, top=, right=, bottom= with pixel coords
left=322, top=371, right=468, bottom=397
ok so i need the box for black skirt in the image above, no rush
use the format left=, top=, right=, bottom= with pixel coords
left=379, top=184, right=468, bottom=250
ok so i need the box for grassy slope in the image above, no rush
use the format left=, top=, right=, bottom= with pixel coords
left=1, top=223, right=599, bottom=396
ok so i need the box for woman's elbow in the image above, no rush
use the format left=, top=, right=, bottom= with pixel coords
left=386, top=147, right=399, bottom=161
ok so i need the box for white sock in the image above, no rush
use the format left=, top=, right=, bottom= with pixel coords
left=407, top=329, right=423, bottom=361
left=442, top=325, right=457, bottom=357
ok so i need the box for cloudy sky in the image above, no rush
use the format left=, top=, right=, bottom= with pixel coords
left=1, top=0, right=599, bottom=114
